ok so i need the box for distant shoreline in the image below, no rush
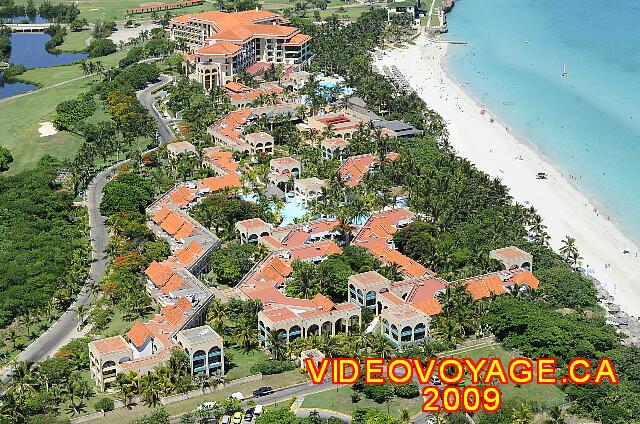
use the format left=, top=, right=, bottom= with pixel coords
left=376, top=35, right=640, bottom=322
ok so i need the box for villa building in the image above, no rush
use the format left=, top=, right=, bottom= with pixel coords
left=87, top=154, right=249, bottom=391
left=352, top=208, right=431, bottom=279
left=208, top=105, right=299, bottom=154
left=294, top=177, right=326, bottom=206
left=307, top=111, right=368, bottom=140
left=347, top=246, right=539, bottom=346
left=338, top=152, right=399, bottom=187
left=321, top=138, right=349, bottom=160
left=269, top=156, right=302, bottom=191
left=171, top=10, right=312, bottom=90
left=223, top=81, right=283, bottom=109
left=167, top=141, right=198, bottom=161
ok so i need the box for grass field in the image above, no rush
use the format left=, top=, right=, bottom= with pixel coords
left=0, top=77, right=96, bottom=173
left=14, top=0, right=215, bottom=22
left=450, top=344, right=567, bottom=409
left=17, top=49, right=127, bottom=87
left=302, top=385, right=424, bottom=418
left=319, top=6, right=375, bottom=20
left=58, top=29, right=92, bottom=52
left=225, top=347, right=270, bottom=381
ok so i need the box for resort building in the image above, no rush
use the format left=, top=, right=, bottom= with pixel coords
left=171, top=10, right=312, bottom=90
left=307, top=111, right=368, bottom=140
left=167, top=141, right=198, bottom=161
left=338, top=152, right=399, bottom=187
left=223, top=81, right=283, bottom=109
left=235, top=218, right=273, bottom=244
left=321, top=138, right=349, bottom=161
left=201, top=147, right=241, bottom=176
left=294, top=177, right=326, bottom=206
left=347, top=247, right=539, bottom=346
left=352, top=208, right=431, bottom=279
left=269, top=156, right=302, bottom=190
left=387, top=0, right=424, bottom=20
left=208, top=105, right=298, bottom=154
left=88, top=157, right=248, bottom=391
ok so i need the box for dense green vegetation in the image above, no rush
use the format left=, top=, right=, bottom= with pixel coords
left=0, top=0, right=79, bottom=22
left=0, top=157, right=88, bottom=328
left=0, top=145, right=12, bottom=171
left=0, top=23, right=10, bottom=62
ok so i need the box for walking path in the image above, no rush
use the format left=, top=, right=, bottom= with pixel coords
left=0, top=73, right=93, bottom=104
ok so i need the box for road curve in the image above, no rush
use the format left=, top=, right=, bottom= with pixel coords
left=0, top=162, right=119, bottom=387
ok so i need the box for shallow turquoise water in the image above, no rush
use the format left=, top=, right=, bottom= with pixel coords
left=445, top=0, right=640, bottom=238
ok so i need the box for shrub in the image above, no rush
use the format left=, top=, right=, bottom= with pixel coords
left=87, top=38, right=117, bottom=58
left=250, top=360, right=296, bottom=375
left=394, top=382, right=419, bottom=398
left=95, top=396, right=114, bottom=412
left=362, top=383, right=394, bottom=403
left=350, top=392, right=361, bottom=403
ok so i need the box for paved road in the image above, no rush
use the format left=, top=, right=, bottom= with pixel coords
left=137, top=74, right=176, bottom=143
left=0, top=162, right=119, bottom=387
left=0, top=75, right=175, bottom=390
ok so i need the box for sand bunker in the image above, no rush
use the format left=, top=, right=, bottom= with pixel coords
left=38, top=122, right=58, bottom=137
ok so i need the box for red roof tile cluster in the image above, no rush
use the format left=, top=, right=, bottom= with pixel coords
left=339, top=153, right=399, bottom=187
left=352, top=209, right=429, bottom=278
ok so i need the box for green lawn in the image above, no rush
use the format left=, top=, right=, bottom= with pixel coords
left=17, top=49, right=128, bottom=88
left=0, top=78, right=96, bottom=173
left=302, top=385, right=424, bottom=418
left=58, top=29, right=92, bottom=52
left=319, top=6, right=373, bottom=20
left=225, top=347, right=270, bottom=381
left=450, top=344, right=567, bottom=409
left=14, top=0, right=214, bottom=22
left=90, top=369, right=307, bottom=424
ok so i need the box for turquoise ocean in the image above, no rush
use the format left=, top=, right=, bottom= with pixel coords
left=444, top=0, right=640, bottom=239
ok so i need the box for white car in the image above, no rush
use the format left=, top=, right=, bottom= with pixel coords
left=230, top=392, right=244, bottom=400
left=197, top=401, right=217, bottom=411
left=254, top=405, right=264, bottom=416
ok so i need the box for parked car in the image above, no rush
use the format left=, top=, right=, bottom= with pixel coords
left=244, top=409, right=254, bottom=421
left=253, top=386, right=273, bottom=397
left=221, top=415, right=232, bottom=424
left=197, top=402, right=217, bottom=411
left=254, top=405, right=264, bottom=416
left=230, top=392, right=244, bottom=400
left=232, top=412, right=243, bottom=424
left=430, top=375, right=441, bottom=386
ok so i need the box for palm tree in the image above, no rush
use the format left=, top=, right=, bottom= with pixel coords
left=140, top=373, right=163, bottom=407
left=233, top=319, right=257, bottom=353
left=207, top=298, right=227, bottom=333
left=559, top=235, right=578, bottom=262
left=400, top=408, right=411, bottom=423
left=5, top=329, right=20, bottom=350
left=266, top=329, right=287, bottom=360
left=333, top=215, right=354, bottom=246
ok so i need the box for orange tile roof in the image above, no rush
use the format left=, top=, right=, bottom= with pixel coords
left=127, top=322, right=152, bottom=347
left=161, top=274, right=188, bottom=294
left=412, top=298, right=442, bottom=316
left=197, top=41, right=242, bottom=56
left=225, top=81, right=251, bottom=93
left=513, top=270, right=539, bottom=289
left=284, top=33, right=311, bottom=46
left=91, top=336, right=130, bottom=355
left=186, top=239, right=203, bottom=255
left=160, top=212, right=185, bottom=236
left=464, top=274, right=508, bottom=300
left=161, top=304, right=187, bottom=325
left=170, top=186, right=197, bottom=207
left=145, top=261, right=174, bottom=287
left=175, top=297, right=193, bottom=312
left=270, top=257, right=292, bottom=276
left=203, top=173, right=241, bottom=192
left=312, top=294, right=335, bottom=311
left=152, top=207, right=171, bottom=224
left=289, top=241, right=342, bottom=261
left=263, top=307, right=297, bottom=323
left=174, top=220, right=195, bottom=241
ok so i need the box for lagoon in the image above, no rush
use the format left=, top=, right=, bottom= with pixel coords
left=0, top=33, right=88, bottom=99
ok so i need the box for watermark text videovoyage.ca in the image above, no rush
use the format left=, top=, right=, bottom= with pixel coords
left=304, top=357, right=618, bottom=413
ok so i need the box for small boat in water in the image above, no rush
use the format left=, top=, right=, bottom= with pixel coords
left=562, top=64, right=569, bottom=77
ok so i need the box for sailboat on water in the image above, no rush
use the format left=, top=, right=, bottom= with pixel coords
left=562, top=64, right=569, bottom=77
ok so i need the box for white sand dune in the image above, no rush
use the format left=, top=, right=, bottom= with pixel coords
left=38, top=122, right=57, bottom=137
left=376, top=35, right=640, bottom=318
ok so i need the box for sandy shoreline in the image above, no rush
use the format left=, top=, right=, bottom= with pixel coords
left=376, top=35, right=640, bottom=319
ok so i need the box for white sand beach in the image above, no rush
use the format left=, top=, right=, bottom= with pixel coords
left=376, top=35, right=640, bottom=318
